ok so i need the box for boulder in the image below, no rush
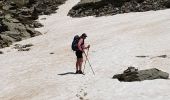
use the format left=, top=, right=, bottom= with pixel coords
left=113, top=67, right=169, bottom=82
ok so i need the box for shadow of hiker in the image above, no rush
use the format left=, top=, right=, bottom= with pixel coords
left=58, top=72, right=76, bottom=75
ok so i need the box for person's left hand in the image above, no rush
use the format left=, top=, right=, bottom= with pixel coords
left=87, top=45, right=90, bottom=49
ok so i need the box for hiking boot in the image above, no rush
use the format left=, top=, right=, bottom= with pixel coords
left=78, top=70, right=83, bottom=74
left=76, top=70, right=79, bottom=74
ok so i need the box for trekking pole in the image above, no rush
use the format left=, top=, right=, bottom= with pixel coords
left=83, top=51, right=95, bottom=75
left=83, top=48, right=89, bottom=73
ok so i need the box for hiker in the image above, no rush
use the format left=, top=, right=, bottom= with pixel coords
left=75, top=33, right=90, bottom=74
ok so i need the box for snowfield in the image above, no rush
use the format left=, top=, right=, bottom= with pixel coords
left=0, top=0, right=170, bottom=100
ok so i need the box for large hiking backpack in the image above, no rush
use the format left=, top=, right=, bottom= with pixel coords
left=71, top=35, right=80, bottom=51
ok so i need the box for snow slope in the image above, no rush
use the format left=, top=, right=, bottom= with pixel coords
left=0, top=0, right=170, bottom=100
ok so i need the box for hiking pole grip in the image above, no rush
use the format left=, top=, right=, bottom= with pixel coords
left=83, top=51, right=95, bottom=75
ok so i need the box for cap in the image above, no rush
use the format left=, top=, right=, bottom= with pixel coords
left=82, top=33, right=87, bottom=37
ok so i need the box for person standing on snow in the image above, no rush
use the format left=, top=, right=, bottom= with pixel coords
left=75, top=33, right=90, bottom=74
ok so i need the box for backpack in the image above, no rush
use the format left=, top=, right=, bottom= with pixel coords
left=71, top=35, right=80, bottom=51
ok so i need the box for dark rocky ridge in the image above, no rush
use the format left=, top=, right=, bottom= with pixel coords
left=68, top=0, right=170, bottom=17
left=0, top=0, right=67, bottom=48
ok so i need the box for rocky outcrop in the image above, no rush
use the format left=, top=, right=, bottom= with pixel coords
left=113, top=67, right=169, bottom=82
left=0, top=0, right=67, bottom=48
left=68, top=0, right=170, bottom=17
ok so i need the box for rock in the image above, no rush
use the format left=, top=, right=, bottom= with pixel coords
left=157, top=55, right=167, bottom=58
left=135, top=0, right=144, bottom=3
left=32, top=21, right=43, bottom=28
left=13, top=43, right=33, bottom=51
left=4, top=14, right=12, bottom=19
left=28, top=0, right=36, bottom=4
left=0, top=10, right=3, bottom=16
left=138, top=68, right=169, bottom=80
left=24, top=43, right=33, bottom=47
left=165, top=0, right=170, bottom=8
left=50, top=52, right=54, bottom=54
left=25, top=25, right=42, bottom=37
left=2, top=19, right=31, bottom=38
left=40, top=18, right=46, bottom=20
left=2, top=4, right=11, bottom=10
left=18, top=48, right=30, bottom=51
left=113, top=67, right=169, bottom=82
left=1, top=31, right=22, bottom=42
left=31, top=7, right=38, bottom=20
left=109, top=0, right=125, bottom=7
left=15, top=7, right=34, bottom=21
left=123, top=66, right=138, bottom=73
left=2, top=1, right=18, bottom=11
left=0, top=35, right=13, bottom=48
left=0, top=23, right=2, bottom=30
left=4, top=14, right=20, bottom=23
left=0, top=34, right=15, bottom=42
left=78, top=0, right=103, bottom=5
left=18, top=7, right=31, bottom=16
left=0, top=22, right=8, bottom=33
left=0, top=51, right=3, bottom=54
left=11, top=0, right=29, bottom=6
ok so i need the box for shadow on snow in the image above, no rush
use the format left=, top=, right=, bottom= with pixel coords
left=58, top=72, right=76, bottom=75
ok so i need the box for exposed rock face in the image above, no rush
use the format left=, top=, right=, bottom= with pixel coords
left=68, top=0, right=170, bottom=17
left=0, top=0, right=67, bottom=48
left=113, top=67, right=169, bottom=82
